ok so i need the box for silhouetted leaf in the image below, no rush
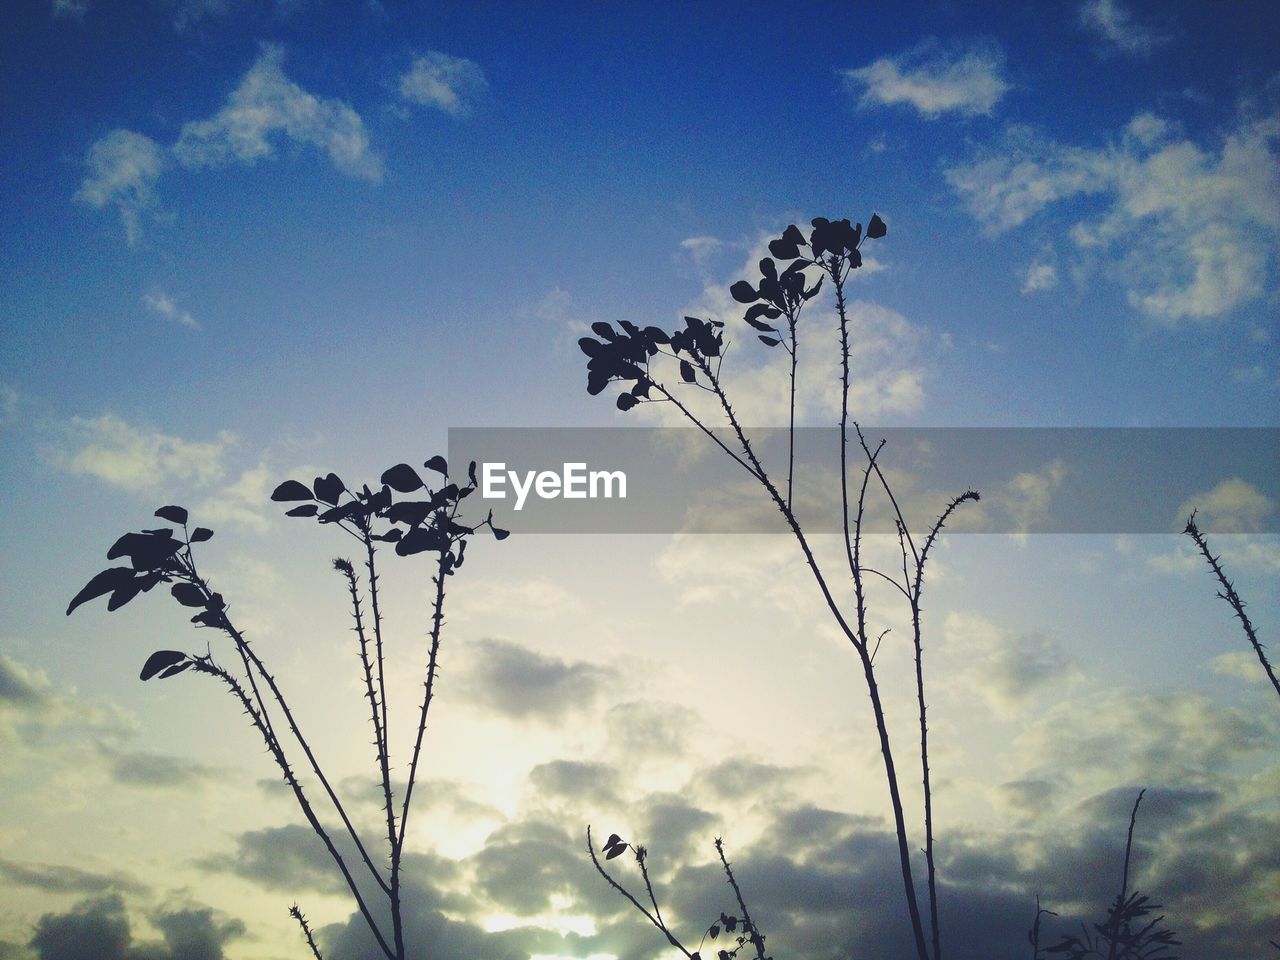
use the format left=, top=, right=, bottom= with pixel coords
left=271, top=480, right=312, bottom=502
left=709, top=925, right=720, bottom=940
left=155, top=505, right=188, bottom=525
left=729, top=280, right=758, bottom=304
left=866, top=213, right=887, bottom=239
left=107, top=531, right=183, bottom=571
left=396, top=526, right=449, bottom=556
left=424, top=455, right=448, bottom=475
left=468, top=460, right=478, bottom=487
left=605, top=843, right=626, bottom=860
left=313, top=473, right=344, bottom=505
left=171, top=583, right=205, bottom=607
left=106, top=579, right=145, bottom=611
left=158, top=661, right=192, bottom=679
left=140, top=650, right=186, bottom=681
left=679, top=360, right=696, bottom=383
left=758, top=335, right=780, bottom=347
left=617, top=393, right=639, bottom=411
left=67, top=567, right=135, bottom=615
left=190, top=527, right=213, bottom=542
left=286, top=504, right=319, bottom=517
left=382, top=463, right=424, bottom=493
left=492, top=526, right=510, bottom=541
left=591, top=321, right=617, bottom=340
left=604, top=833, right=622, bottom=849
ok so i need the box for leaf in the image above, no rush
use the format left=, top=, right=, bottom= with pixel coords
left=679, top=360, right=696, bottom=383
left=313, top=472, right=345, bottom=505
left=158, top=661, right=192, bottom=679
left=591, top=321, right=617, bottom=340
left=468, top=460, right=478, bottom=487
left=616, top=393, right=639, bottom=411
left=271, top=479, right=313, bottom=502
left=605, top=843, right=626, bottom=860
left=170, top=583, right=205, bottom=607
left=67, top=567, right=136, bottom=615
left=140, top=650, right=186, bottom=681
left=154, top=505, right=188, bottom=525
left=190, top=527, right=214, bottom=542
left=709, top=925, right=720, bottom=940
left=758, top=335, right=780, bottom=347
left=866, top=213, right=887, bottom=239
left=424, top=455, right=449, bottom=475
left=604, top=833, right=622, bottom=849
left=106, top=532, right=182, bottom=571
left=729, top=280, right=758, bottom=304
left=286, top=504, right=319, bottom=517
left=492, top=526, right=510, bottom=541
left=381, top=463, right=424, bottom=493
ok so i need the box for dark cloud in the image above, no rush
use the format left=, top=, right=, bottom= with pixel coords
left=0, top=858, right=147, bottom=896
left=700, top=758, right=813, bottom=802
left=468, top=819, right=593, bottom=916
left=528, top=759, right=620, bottom=807
left=0, top=656, right=49, bottom=706
left=461, top=638, right=615, bottom=721
left=26, top=895, right=242, bottom=960
left=106, top=750, right=222, bottom=789
left=605, top=700, right=701, bottom=758
left=198, top=823, right=357, bottom=896
left=637, top=796, right=718, bottom=861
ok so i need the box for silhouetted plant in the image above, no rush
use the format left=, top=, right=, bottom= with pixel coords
left=587, top=828, right=769, bottom=960
left=578, top=215, right=978, bottom=960
left=1183, top=511, right=1280, bottom=702
left=1029, top=791, right=1180, bottom=960
left=68, top=457, right=508, bottom=960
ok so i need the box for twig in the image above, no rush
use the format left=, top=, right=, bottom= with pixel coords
left=289, top=904, right=325, bottom=960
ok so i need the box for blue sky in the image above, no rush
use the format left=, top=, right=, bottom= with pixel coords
left=2, top=1, right=1279, bottom=958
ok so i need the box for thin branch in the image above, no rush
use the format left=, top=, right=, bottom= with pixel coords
left=586, top=827, right=693, bottom=958
left=194, top=656, right=393, bottom=960
left=1184, top=512, right=1280, bottom=701
left=289, top=904, right=325, bottom=960
left=715, top=837, right=766, bottom=960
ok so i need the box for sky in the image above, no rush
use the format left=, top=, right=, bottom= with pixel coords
left=1, top=0, right=1279, bottom=958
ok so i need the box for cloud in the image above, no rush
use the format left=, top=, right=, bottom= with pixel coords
left=51, top=0, right=88, bottom=19
left=74, top=130, right=166, bottom=245
left=142, top=289, right=200, bottom=329
left=1177, top=476, right=1273, bottom=533
left=843, top=41, right=1010, bottom=119
left=398, top=51, right=488, bottom=116
left=0, top=860, right=147, bottom=896
left=679, top=235, right=723, bottom=271
left=1020, top=261, right=1058, bottom=293
left=996, top=458, right=1066, bottom=536
left=947, top=108, right=1280, bottom=322
left=195, top=463, right=275, bottom=532
left=940, top=611, right=1083, bottom=718
left=0, top=655, right=51, bottom=708
left=27, top=895, right=243, bottom=960
left=460, top=638, right=616, bottom=721
left=106, top=749, right=223, bottom=789
left=52, top=414, right=233, bottom=493
left=528, top=759, right=621, bottom=808
left=1078, top=0, right=1172, bottom=56
left=174, top=45, right=382, bottom=182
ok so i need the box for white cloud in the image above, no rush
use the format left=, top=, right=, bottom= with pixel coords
left=174, top=45, right=382, bottom=182
left=679, top=235, right=723, bottom=270
left=843, top=41, right=1009, bottom=119
left=941, top=612, right=1083, bottom=718
left=399, top=51, right=488, bottom=116
left=52, top=0, right=89, bottom=18
left=1078, top=0, right=1172, bottom=57
left=998, top=459, right=1066, bottom=537
left=74, top=129, right=167, bottom=245
left=143, top=289, right=200, bottom=329
left=1020, top=262, right=1058, bottom=293
left=1177, top=476, right=1274, bottom=534
left=947, top=108, right=1280, bottom=322
left=53, top=413, right=233, bottom=492
left=196, top=463, right=274, bottom=532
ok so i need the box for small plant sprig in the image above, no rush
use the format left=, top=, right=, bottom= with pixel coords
left=587, top=828, right=769, bottom=960
left=1183, top=511, right=1280, bottom=702
left=578, top=215, right=977, bottom=960
left=68, top=455, right=508, bottom=960
left=1031, top=791, right=1181, bottom=960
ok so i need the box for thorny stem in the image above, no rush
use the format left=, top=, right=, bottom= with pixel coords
left=396, top=520, right=453, bottom=857
left=289, top=904, right=326, bottom=960
left=1107, top=789, right=1147, bottom=960
left=715, top=837, right=766, bottom=960
left=337, top=557, right=403, bottom=960
left=196, top=656, right=393, bottom=960
left=1184, top=512, right=1280, bottom=701
left=680, top=351, right=931, bottom=960
left=586, top=827, right=693, bottom=959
